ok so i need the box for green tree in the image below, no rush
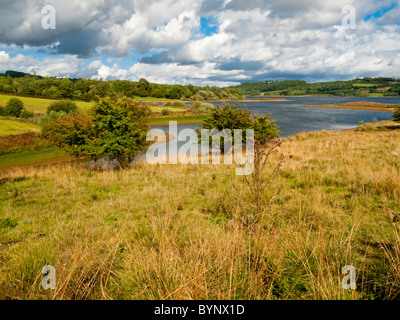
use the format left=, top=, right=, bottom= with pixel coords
left=42, top=111, right=94, bottom=158
left=393, top=105, right=400, bottom=123
left=199, top=104, right=280, bottom=152
left=89, top=98, right=151, bottom=167
left=167, top=85, right=185, bottom=99
left=44, top=98, right=151, bottom=167
left=136, top=78, right=153, bottom=97
left=59, top=78, right=74, bottom=99
left=47, top=101, right=78, bottom=114
left=19, top=109, right=34, bottom=118
left=5, top=98, right=24, bottom=117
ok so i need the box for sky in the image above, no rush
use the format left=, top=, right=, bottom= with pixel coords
left=0, top=0, right=399, bottom=87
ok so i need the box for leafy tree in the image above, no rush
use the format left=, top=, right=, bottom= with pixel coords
left=393, top=105, right=400, bottom=123
left=47, top=101, right=78, bottom=114
left=44, top=98, right=151, bottom=167
left=136, top=78, right=153, bottom=97
left=252, top=114, right=281, bottom=142
left=167, top=85, right=186, bottom=99
left=19, top=109, right=34, bottom=119
left=40, top=110, right=68, bottom=127
left=199, top=104, right=280, bottom=152
left=5, top=98, right=24, bottom=117
left=89, top=98, right=151, bottom=167
left=59, top=78, right=74, bottom=99
left=42, top=111, right=95, bottom=158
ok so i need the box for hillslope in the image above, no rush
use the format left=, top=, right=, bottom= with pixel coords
left=231, top=78, right=400, bottom=97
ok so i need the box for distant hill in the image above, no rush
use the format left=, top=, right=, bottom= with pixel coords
left=0, top=70, right=43, bottom=79
left=230, top=77, right=400, bottom=97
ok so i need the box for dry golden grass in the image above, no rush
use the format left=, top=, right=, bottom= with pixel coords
left=0, top=121, right=399, bottom=300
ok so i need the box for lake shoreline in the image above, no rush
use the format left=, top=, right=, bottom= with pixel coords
left=300, top=101, right=398, bottom=113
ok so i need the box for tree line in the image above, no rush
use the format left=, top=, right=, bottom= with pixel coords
left=231, top=78, right=400, bottom=96
left=0, top=71, right=244, bottom=102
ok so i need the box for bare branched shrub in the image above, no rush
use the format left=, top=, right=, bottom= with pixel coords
left=232, top=138, right=292, bottom=229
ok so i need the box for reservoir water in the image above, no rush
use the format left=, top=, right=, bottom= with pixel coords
left=209, top=96, right=399, bottom=137
left=156, top=96, right=399, bottom=139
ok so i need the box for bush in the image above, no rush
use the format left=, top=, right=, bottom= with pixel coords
left=19, top=109, right=34, bottom=119
left=164, top=101, right=185, bottom=108
left=393, top=106, right=400, bottom=123
left=0, top=133, right=54, bottom=156
left=192, top=102, right=202, bottom=109
left=199, top=103, right=214, bottom=112
left=199, top=104, right=280, bottom=151
left=45, top=98, right=151, bottom=168
left=0, top=106, right=4, bottom=116
left=356, top=123, right=375, bottom=132
left=173, top=101, right=186, bottom=107
left=47, top=101, right=78, bottom=114
left=161, top=109, right=170, bottom=116
left=42, top=112, right=94, bottom=158
left=89, top=98, right=151, bottom=166
left=192, top=102, right=215, bottom=114
left=40, top=111, right=67, bottom=127
left=5, top=98, right=24, bottom=117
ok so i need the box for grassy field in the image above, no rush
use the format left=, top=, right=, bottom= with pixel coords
left=149, top=106, right=187, bottom=113
left=0, top=119, right=41, bottom=135
left=353, top=83, right=380, bottom=87
left=0, top=121, right=400, bottom=300
left=368, top=93, right=385, bottom=97
left=0, top=94, right=93, bottom=114
left=0, top=148, right=72, bottom=171
left=149, top=115, right=208, bottom=126
left=0, top=94, right=190, bottom=115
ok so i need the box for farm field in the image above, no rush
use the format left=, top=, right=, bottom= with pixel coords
left=0, top=94, right=93, bottom=114
left=0, top=119, right=41, bottom=136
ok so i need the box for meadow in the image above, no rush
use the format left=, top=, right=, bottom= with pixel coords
left=0, top=121, right=399, bottom=300
left=0, top=94, right=93, bottom=114
left=0, top=119, right=41, bottom=136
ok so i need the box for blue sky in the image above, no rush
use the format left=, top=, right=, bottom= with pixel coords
left=0, top=0, right=399, bottom=86
left=365, top=1, right=398, bottom=20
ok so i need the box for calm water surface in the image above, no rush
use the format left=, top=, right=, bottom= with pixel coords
left=210, top=96, right=399, bottom=137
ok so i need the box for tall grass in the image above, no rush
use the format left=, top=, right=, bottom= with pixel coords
left=0, top=122, right=399, bottom=300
